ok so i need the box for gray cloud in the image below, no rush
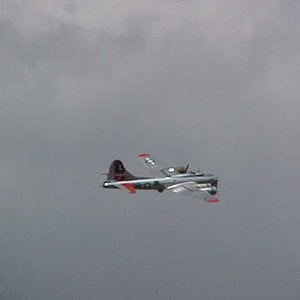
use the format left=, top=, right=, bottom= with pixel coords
left=1, top=1, right=300, bottom=299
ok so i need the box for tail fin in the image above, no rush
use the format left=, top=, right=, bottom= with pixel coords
left=107, top=160, right=136, bottom=181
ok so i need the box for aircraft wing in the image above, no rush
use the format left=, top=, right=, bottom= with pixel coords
left=167, top=182, right=219, bottom=203
left=137, top=153, right=172, bottom=177
left=138, top=153, right=189, bottom=177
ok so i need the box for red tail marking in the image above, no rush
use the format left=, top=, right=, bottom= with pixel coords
left=114, top=173, right=125, bottom=181
left=122, top=183, right=136, bottom=194
left=206, top=198, right=220, bottom=203
left=138, top=153, right=151, bottom=158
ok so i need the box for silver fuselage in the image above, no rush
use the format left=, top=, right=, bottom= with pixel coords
left=103, top=173, right=217, bottom=191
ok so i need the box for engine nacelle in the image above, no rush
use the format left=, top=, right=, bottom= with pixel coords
left=200, top=186, right=217, bottom=195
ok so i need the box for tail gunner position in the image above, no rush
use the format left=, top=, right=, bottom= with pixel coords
left=102, top=153, right=219, bottom=203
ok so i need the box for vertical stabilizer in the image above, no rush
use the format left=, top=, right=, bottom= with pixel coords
left=107, top=160, right=136, bottom=181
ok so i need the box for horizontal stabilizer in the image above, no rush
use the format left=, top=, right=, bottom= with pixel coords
left=121, top=183, right=136, bottom=194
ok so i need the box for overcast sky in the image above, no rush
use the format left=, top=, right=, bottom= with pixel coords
left=1, top=1, right=300, bottom=299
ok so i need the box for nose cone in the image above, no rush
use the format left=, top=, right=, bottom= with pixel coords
left=211, top=177, right=218, bottom=188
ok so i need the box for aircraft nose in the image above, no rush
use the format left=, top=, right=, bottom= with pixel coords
left=211, top=177, right=218, bottom=187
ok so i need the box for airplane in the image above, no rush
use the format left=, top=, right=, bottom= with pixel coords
left=102, top=153, right=219, bottom=203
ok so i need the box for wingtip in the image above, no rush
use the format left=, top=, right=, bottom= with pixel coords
left=138, top=153, right=151, bottom=158
left=206, top=198, right=220, bottom=203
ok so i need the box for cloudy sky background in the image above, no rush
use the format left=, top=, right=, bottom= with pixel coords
left=1, top=1, right=300, bottom=299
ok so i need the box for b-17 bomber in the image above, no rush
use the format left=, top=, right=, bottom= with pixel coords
left=102, top=153, right=219, bottom=203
